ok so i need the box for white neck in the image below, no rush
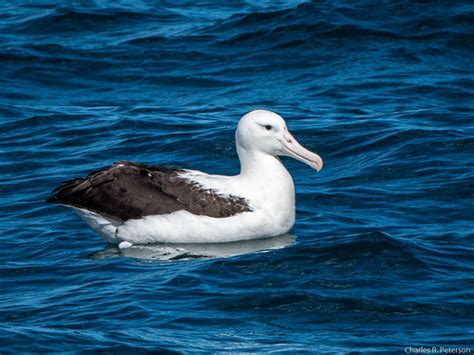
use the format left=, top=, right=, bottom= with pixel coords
left=237, top=145, right=284, bottom=178
left=236, top=145, right=294, bottom=198
left=235, top=144, right=296, bottom=231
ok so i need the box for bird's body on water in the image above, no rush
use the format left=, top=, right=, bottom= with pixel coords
left=48, top=110, right=323, bottom=245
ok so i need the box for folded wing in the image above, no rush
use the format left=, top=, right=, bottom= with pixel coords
left=47, top=161, right=251, bottom=222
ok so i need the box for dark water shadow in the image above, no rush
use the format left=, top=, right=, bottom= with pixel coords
left=89, top=233, right=296, bottom=261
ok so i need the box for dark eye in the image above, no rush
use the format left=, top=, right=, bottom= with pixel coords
left=265, top=125, right=272, bottom=131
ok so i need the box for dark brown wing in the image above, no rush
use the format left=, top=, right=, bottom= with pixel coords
left=47, top=161, right=251, bottom=222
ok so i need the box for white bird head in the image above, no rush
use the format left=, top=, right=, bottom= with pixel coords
left=236, top=110, right=323, bottom=172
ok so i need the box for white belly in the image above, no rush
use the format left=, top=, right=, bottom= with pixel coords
left=74, top=207, right=292, bottom=244
left=116, top=209, right=292, bottom=244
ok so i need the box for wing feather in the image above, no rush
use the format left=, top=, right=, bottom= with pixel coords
left=48, top=161, right=251, bottom=221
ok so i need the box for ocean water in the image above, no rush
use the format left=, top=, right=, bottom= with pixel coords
left=1, top=0, right=473, bottom=352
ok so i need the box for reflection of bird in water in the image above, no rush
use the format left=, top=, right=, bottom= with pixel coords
left=90, top=234, right=296, bottom=261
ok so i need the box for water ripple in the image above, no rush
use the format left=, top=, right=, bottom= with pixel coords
left=1, top=0, right=473, bottom=352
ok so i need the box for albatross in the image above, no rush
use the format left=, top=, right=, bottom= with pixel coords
left=48, top=110, right=323, bottom=245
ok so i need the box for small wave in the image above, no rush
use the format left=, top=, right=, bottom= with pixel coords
left=12, top=7, right=179, bottom=34
left=194, top=1, right=469, bottom=52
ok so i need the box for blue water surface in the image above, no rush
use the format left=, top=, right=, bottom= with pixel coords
left=1, top=0, right=473, bottom=353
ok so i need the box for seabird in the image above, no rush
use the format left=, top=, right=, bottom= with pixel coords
left=48, top=110, right=323, bottom=245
